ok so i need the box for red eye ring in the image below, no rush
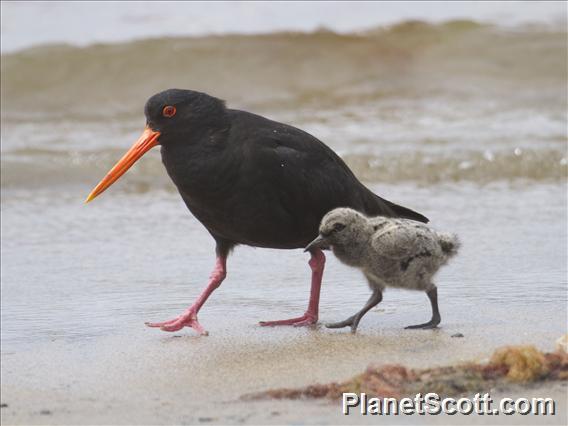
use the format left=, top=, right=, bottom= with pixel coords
left=162, top=105, right=176, bottom=118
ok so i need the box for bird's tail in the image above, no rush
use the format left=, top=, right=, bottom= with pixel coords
left=437, top=232, right=460, bottom=258
left=382, top=199, right=429, bottom=223
left=361, top=187, right=429, bottom=223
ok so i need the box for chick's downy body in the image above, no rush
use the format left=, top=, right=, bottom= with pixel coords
left=306, top=208, right=460, bottom=332
left=339, top=215, right=457, bottom=291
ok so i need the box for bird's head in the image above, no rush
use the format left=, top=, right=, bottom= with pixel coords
left=144, top=89, right=227, bottom=144
left=85, top=89, right=227, bottom=203
left=304, top=208, right=370, bottom=252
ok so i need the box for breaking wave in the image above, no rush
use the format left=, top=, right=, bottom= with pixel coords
left=1, top=20, right=566, bottom=188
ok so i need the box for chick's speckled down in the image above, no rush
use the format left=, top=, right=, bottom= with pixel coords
left=319, top=208, right=460, bottom=292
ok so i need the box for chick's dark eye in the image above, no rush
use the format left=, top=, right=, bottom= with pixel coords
left=333, top=223, right=346, bottom=232
left=162, top=105, right=176, bottom=118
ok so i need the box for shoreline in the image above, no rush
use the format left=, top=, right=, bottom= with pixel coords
left=2, top=325, right=567, bottom=425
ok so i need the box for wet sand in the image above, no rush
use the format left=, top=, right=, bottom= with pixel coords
left=2, top=329, right=566, bottom=425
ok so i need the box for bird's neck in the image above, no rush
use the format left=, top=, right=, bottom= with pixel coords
left=332, top=241, right=367, bottom=267
left=160, top=133, right=240, bottom=202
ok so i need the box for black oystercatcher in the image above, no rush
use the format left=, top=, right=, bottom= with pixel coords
left=86, top=89, right=428, bottom=335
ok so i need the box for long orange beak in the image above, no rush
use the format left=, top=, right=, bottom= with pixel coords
left=85, top=126, right=161, bottom=203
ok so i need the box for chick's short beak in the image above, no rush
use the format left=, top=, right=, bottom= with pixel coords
left=304, top=234, right=329, bottom=252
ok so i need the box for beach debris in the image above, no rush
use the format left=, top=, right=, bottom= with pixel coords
left=0, top=403, right=8, bottom=408
left=39, top=409, right=52, bottom=415
left=489, top=345, right=548, bottom=383
left=245, top=345, right=568, bottom=401
left=556, top=334, right=567, bottom=354
left=451, top=333, right=464, bottom=338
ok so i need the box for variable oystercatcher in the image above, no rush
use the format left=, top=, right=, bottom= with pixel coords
left=305, top=208, right=459, bottom=332
left=86, top=89, right=428, bottom=335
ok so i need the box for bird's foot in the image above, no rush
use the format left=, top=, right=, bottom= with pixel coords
left=259, top=312, right=317, bottom=327
left=326, top=315, right=360, bottom=333
left=145, top=308, right=208, bottom=335
left=404, top=319, right=440, bottom=330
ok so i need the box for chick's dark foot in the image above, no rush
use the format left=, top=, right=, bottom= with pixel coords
left=326, top=316, right=355, bottom=329
left=406, top=287, right=441, bottom=329
left=404, top=319, right=440, bottom=330
left=326, top=289, right=382, bottom=333
left=326, top=315, right=361, bottom=333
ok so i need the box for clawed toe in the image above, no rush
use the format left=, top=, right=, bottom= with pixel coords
left=405, top=321, right=440, bottom=330
left=146, top=311, right=208, bottom=335
left=325, top=319, right=353, bottom=329
left=160, top=323, right=185, bottom=332
left=145, top=318, right=178, bottom=328
left=325, top=315, right=361, bottom=333
left=259, top=313, right=317, bottom=327
left=293, top=318, right=317, bottom=327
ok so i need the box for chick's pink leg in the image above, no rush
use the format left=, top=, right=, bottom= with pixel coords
left=146, top=256, right=227, bottom=335
left=259, top=249, right=325, bottom=327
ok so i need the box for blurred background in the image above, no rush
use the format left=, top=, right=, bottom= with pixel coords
left=1, top=2, right=567, bottom=424
left=1, top=1, right=566, bottom=190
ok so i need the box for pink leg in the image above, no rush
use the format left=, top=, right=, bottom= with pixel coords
left=259, top=249, right=325, bottom=327
left=146, top=256, right=227, bottom=335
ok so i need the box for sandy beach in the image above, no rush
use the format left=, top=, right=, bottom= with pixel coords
left=2, top=323, right=566, bottom=424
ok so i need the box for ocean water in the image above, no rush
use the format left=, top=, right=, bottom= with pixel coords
left=1, top=15, right=567, bottom=425
left=1, top=1, right=565, bottom=53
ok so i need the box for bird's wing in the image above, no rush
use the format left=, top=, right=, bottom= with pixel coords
left=239, top=113, right=427, bottom=223
left=370, top=224, right=425, bottom=260
left=240, top=117, right=373, bottom=224
left=227, top=110, right=427, bottom=248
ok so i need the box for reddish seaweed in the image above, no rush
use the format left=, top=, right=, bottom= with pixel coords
left=245, top=344, right=568, bottom=401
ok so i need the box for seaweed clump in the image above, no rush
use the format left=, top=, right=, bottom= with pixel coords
left=246, top=342, right=568, bottom=401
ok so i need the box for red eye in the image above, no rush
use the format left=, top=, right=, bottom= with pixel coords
left=162, top=105, right=176, bottom=118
